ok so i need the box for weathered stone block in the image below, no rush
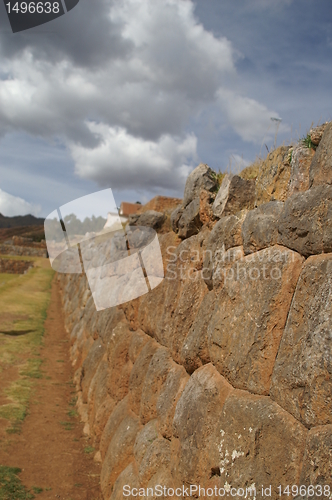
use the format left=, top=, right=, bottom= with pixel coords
left=203, top=213, right=245, bottom=288
left=270, top=254, right=332, bottom=427
left=139, top=231, right=208, bottom=348
left=101, top=415, right=141, bottom=498
left=99, top=396, right=132, bottom=459
left=242, top=201, right=284, bottom=255
left=128, top=329, right=151, bottom=365
left=173, top=364, right=233, bottom=484
left=138, top=437, right=171, bottom=486
left=156, top=364, right=189, bottom=440
left=310, top=122, right=329, bottom=146
left=140, top=347, right=173, bottom=424
left=278, top=185, right=332, bottom=257
left=213, top=174, right=255, bottom=218
left=178, top=198, right=202, bottom=239
left=168, top=277, right=208, bottom=363
left=170, top=205, right=183, bottom=233
left=128, top=340, right=159, bottom=414
left=107, top=322, right=133, bottom=403
left=129, top=210, right=166, bottom=230
left=288, top=144, right=315, bottom=196
left=134, top=419, right=159, bottom=465
left=110, top=463, right=140, bottom=500
left=180, top=291, right=216, bottom=373
left=81, top=340, right=105, bottom=403
left=183, top=163, right=218, bottom=208
left=216, top=391, right=307, bottom=499
left=208, top=246, right=304, bottom=395
left=255, top=146, right=291, bottom=205
left=300, top=425, right=332, bottom=492
left=310, top=121, right=332, bottom=187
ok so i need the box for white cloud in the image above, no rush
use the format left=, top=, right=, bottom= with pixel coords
left=0, top=0, right=236, bottom=144
left=70, top=122, right=197, bottom=191
left=0, top=0, right=282, bottom=195
left=217, top=89, right=281, bottom=143
left=0, top=188, right=41, bottom=216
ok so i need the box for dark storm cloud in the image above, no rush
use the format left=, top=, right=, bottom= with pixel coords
left=0, top=0, right=132, bottom=67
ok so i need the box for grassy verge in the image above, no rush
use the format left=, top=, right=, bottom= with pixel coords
left=0, top=258, right=54, bottom=434
left=0, top=466, right=36, bottom=500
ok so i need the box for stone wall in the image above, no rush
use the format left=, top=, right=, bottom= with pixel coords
left=59, top=124, right=332, bottom=500
left=0, top=244, right=47, bottom=258
left=0, top=258, right=33, bottom=274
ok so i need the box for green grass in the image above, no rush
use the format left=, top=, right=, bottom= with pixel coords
left=301, top=133, right=317, bottom=150
left=0, top=274, right=18, bottom=287
left=0, top=466, right=35, bottom=500
left=84, top=446, right=95, bottom=454
left=31, top=487, right=43, bottom=494
left=67, top=409, right=78, bottom=418
left=211, top=170, right=225, bottom=189
left=0, top=260, right=54, bottom=432
left=60, top=421, right=75, bottom=431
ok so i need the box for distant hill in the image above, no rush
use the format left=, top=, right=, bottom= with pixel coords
left=0, top=213, right=44, bottom=229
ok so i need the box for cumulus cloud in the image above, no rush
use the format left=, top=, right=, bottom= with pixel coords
left=217, top=89, right=281, bottom=143
left=0, top=188, right=41, bottom=216
left=70, top=123, right=197, bottom=191
left=0, top=0, right=280, bottom=197
left=0, top=0, right=236, bottom=143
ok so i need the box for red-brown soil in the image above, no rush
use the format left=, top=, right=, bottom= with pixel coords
left=0, top=278, right=103, bottom=499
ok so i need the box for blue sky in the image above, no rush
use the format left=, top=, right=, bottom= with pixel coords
left=0, top=0, right=331, bottom=216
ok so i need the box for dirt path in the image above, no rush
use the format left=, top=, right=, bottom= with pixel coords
left=0, top=277, right=102, bottom=499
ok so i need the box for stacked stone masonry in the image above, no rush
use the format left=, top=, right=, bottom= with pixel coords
left=59, top=124, right=332, bottom=500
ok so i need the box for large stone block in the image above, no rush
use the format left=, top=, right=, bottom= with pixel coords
left=278, top=185, right=332, bottom=257
left=299, top=425, right=332, bottom=494
left=107, top=322, right=133, bottom=404
left=208, top=245, right=304, bottom=395
left=95, top=307, right=126, bottom=344
left=140, top=347, right=173, bottom=424
left=212, top=174, right=255, bottom=218
left=139, top=231, right=209, bottom=348
left=270, top=254, right=332, bottom=427
left=203, top=213, right=244, bottom=289
left=128, top=340, right=159, bottom=414
left=168, top=277, right=208, bottom=363
left=180, top=291, right=216, bottom=373
left=173, top=364, right=233, bottom=484
left=87, top=358, right=109, bottom=434
left=92, top=396, right=116, bottom=446
left=129, top=210, right=166, bottom=231
left=310, top=122, right=329, bottom=146
left=156, top=364, right=189, bottom=440
left=101, top=415, right=141, bottom=499
left=255, top=146, right=291, bottom=205
left=81, top=339, right=106, bottom=403
left=128, top=329, right=151, bottom=365
left=170, top=205, right=184, bottom=233
left=99, top=395, right=132, bottom=459
left=216, top=391, right=307, bottom=499
left=134, top=419, right=159, bottom=466
left=288, top=144, right=315, bottom=196
left=242, top=201, right=284, bottom=255
left=309, top=121, right=332, bottom=187
left=138, top=437, right=171, bottom=486
left=178, top=198, right=202, bottom=239
left=183, top=163, right=218, bottom=208
left=110, top=463, right=140, bottom=500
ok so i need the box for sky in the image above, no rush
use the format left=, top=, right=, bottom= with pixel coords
left=0, top=0, right=331, bottom=217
